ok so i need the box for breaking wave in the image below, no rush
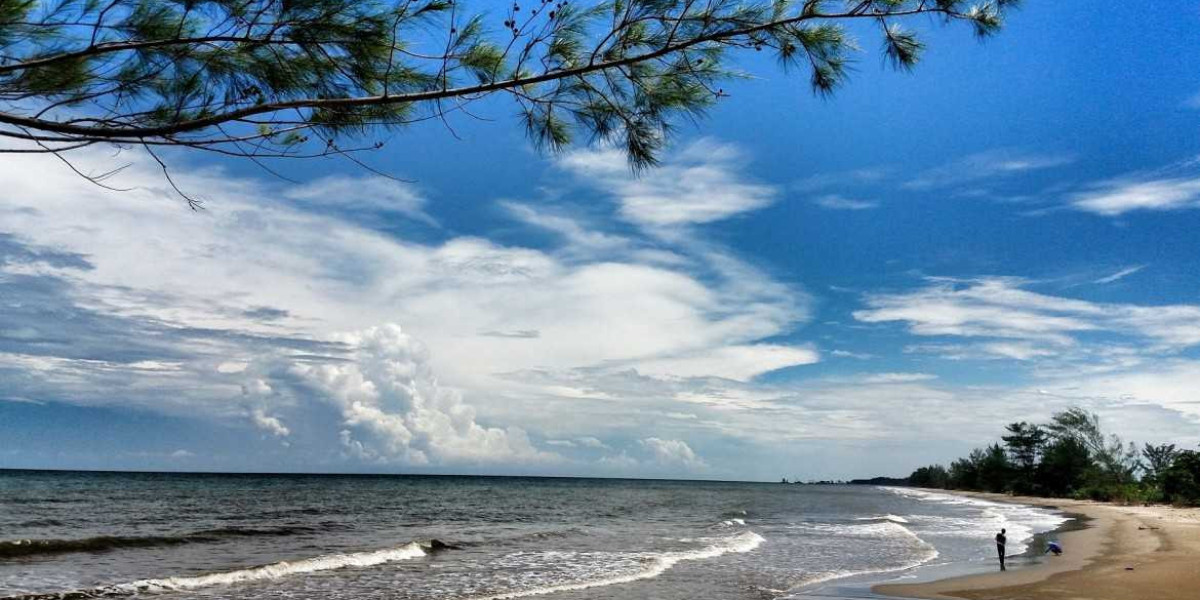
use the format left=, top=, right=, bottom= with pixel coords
left=471, top=531, right=766, bottom=600
left=880, top=487, right=1068, bottom=554
left=853, top=514, right=909, bottom=524
left=0, top=542, right=429, bottom=600
left=781, top=519, right=940, bottom=594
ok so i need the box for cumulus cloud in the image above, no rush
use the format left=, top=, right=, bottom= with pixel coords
left=576, top=436, right=609, bottom=449
left=544, top=436, right=610, bottom=450
left=290, top=324, right=553, bottom=465
left=250, top=408, right=290, bottom=438
left=640, top=437, right=706, bottom=469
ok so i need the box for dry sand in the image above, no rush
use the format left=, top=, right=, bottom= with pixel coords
left=873, top=492, right=1200, bottom=600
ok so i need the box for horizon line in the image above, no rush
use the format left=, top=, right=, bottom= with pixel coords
left=0, top=466, right=901, bottom=485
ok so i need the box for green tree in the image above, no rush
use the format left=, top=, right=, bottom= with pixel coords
left=1036, top=436, right=1090, bottom=497
left=947, top=453, right=980, bottom=490
left=908, top=464, right=949, bottom=489
left=1161, top=450, right=1200, bottom=505
left=1045, top=407, right=1138, bottom=490
left=977, top=443, right=1011, bottom=493
left=1141, top=443, right=1179, bottom=489
left=1001, top=421, right=1045, bottom=494
left=0, top=0, right=1019, bottom=201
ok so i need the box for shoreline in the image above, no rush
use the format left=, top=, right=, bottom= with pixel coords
left=872, top=490, right=1200, bottom=600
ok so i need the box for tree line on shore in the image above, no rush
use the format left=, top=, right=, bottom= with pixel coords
left=906, top=407, right=1200, bottom=506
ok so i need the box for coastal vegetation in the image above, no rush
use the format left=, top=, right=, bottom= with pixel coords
left=906, top=407, right=1200, bottom=506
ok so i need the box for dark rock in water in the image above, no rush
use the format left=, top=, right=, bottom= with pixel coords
left=426, top=539, right=461, bottom=551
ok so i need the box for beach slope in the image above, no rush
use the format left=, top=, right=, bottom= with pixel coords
left=874, top=493, right=1200, bottom=600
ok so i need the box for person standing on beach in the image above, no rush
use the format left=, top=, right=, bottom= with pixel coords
left=995, top=528, right=1007, bottom=571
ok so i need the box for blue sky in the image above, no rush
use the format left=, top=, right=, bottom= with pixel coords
left=3, top=1, right=1200, bottom=480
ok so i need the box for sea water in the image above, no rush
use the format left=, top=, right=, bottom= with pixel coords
left=0, top=471, right=1068, bottom=600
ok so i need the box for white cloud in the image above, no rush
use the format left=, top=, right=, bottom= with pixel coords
left=854, top=278, right=1097, bottom=346
left=793, top=167, right=893, bottom=193
left=1070, top=177, right=1200, bottom=216
left=502, top=201, right=630, bottom=254
left=597, top=451, right=640, bottom=471
left=631, top=344, right=818, bottom=382
left=857, top=372, right=937, bottom=384
left=1093, top=265, right=1145, bottom=284
left=576, top=436, right=609, bottom=449
left=904, top=150, right=1073, bottom=190
left=812, top=194, right=878, bottom=210
left=15, top=143, right=1195, bottom=479
left=856, top=277, right=1200, bottom=358
left=640, top=437, right=706, bottom=469
left=291, top=324, right=554, bottom=465
left=545, top=436, right=610, bottom=450
left=1051, top=361, right=1200, bottom=423
left=0, top=140, right=815, bottom=474
left=559, top=139, right=777, bottom=227
left=1185, top=91, right=1200, bottom=109
left=250, top=408, right=291, bottom=438
left=284, top=175, right=435, bottom=224
left=979, top=341, right=1059, bottom=361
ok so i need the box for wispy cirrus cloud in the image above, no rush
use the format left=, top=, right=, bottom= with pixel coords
left=811, top=194, right=878, bottom=210
left=854, top=277, right=1100, bottom=347
left=283, top=175, right=436, bottom=225
left=558, top=139, right=777, bottom=227
left=1093, top=265, right=1145, bottom=285
left=1070, top=176, right=1200, bottom=216
left=792, top=167, right=893, bottom=193
left=856, top=277, right=1200, bottom=362
left=501, top=201, right=631, bottom=255
left=1184, top=91, right=1200, bottom=109
left=903, top=150, right=1074, bottom=191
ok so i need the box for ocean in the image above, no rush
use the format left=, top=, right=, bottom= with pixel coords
left=0, top=471, right=1068, bottom=600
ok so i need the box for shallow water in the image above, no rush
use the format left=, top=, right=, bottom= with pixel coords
left=0, top=471, right=1066, bottom=600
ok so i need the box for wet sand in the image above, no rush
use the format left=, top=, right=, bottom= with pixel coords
left=874, top=491, right=1200, bottom=600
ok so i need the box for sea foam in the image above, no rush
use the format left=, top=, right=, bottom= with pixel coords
left=117, top=542, right=426, bottom=592
left=880, top=487, right=1068, bottom=555
left=472, top=531, right=766, bottom=600
left=0, top=542, right=428, bottom=600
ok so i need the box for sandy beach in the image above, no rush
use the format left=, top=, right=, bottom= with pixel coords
left=874, top=492, right=1200, bottom=600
